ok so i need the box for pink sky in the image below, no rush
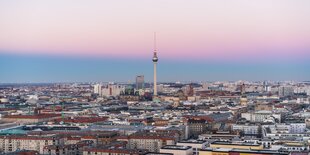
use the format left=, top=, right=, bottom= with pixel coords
left=0, top=0, right=310, bottom=60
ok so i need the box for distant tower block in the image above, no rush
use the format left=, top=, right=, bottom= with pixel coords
left=94, top=84, right=102, bottom=96
left=152, top=32, right=159, bottom=98
left=240, top=83, right=246, bottom=95
left=136, top=75, right=145, bottom=90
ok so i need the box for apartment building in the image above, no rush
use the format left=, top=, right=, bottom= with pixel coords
left=117, top=132, right=177, bottom=152
left=0, top=135, right=64, bottom=154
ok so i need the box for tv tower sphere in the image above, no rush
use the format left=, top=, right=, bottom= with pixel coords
left=152, top=52, right=158, bottom=62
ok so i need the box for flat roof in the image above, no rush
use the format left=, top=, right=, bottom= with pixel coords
left=161, top=145, right=192, bottom=150
left=201, top=148, right=288, bottom=154
left=178, top=140, right=206, bottom=144
left=211, top=141, right=261, bottom=146
left=146, top=153, right=173, bottom=155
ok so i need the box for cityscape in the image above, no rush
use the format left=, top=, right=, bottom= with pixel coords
left=1, top=0, right=310, bottom=155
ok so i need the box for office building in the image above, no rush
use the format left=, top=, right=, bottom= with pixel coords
left=136, top=75, right=145, bottom=90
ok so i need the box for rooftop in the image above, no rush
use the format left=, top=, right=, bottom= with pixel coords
left=161, top=145, right=192, bottom=150
left=178, top=139, right=207, bottom=144
left=211, top=141, right=261, bottom=146
left=201, top=148, right=288, bottom=155
left=84, top=147, right=148, bottom=154
left=3, top=114, right=61, bottom=119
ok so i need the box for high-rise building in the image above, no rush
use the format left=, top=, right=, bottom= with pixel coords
left=93, top=84, right=102, bottom=96
left=278, top=86, right=294, bottom=97
left=102, top=84, right=125, bottom=97
left=136, top=75, right=144, bottom=90
left=240, top=83, right=246, bottom=95
left=263, top=81, right=272, bottom=92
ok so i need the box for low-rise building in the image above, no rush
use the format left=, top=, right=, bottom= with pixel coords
left=43, top=140, right=93, bottom=155
left=241, top=111, right=281, bottom=123
left=199, top=148, right=288, bottom=155
left=209, top=141, right=263, bottom=150
left=117, top=132, right=177, bottom=152
left=160, top=145, right=193, bottom=155
left=177, top=140, right=207, bottom=155
left=232, top=124, right=260, bottom=135
left=2, top=114, right=61, bottom=124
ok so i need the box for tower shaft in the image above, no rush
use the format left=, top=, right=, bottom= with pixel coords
left=153, top=61, right=157, bottom=96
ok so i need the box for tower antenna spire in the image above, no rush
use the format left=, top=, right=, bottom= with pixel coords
left=154, top=32, right=157, bottom=52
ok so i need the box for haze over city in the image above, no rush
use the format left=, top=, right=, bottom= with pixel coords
left=1, top=0, right=310, bottom=82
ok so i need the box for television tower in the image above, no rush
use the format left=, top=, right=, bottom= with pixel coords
left=152, top=32, right=158, bottom=97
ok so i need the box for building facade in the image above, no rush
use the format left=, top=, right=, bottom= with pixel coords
left=136, top=75, right=145, bottom=90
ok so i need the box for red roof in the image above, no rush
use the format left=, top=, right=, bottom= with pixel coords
left=55, top=117, right=108, bottom=123
left=3, top=114, right=61, bottom=119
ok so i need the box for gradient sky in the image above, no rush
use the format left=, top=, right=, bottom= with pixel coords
left=0, top=0, right=309, bottom=82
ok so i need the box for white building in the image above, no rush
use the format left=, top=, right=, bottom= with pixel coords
left=263, top=124, right=309, bottom=140
left=93, top=84, right=102, bottom=96
left=232, top=124, right=259, bottom=134
left=241, top=111, right=281, bottom=123
left=289, top=123, right=306, bottom=134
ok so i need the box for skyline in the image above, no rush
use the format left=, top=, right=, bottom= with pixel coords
left=0, top=0, right=310, bottom=82
left=0, top=53, right=309, bottom=83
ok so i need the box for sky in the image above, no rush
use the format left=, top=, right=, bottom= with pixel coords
left=0, top=0, right=309, bottom=83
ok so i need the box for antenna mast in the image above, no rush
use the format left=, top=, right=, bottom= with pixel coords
left=154, top=32, right=157, bottom=52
